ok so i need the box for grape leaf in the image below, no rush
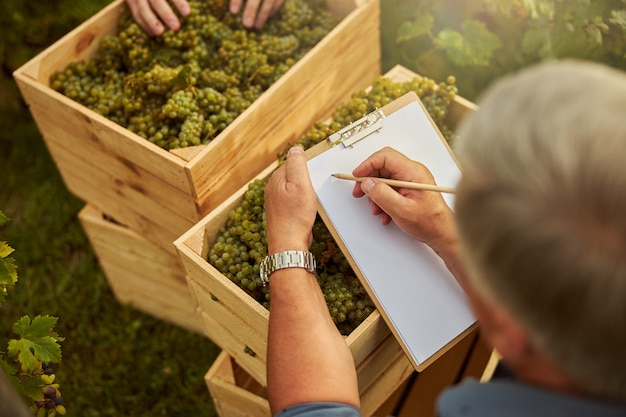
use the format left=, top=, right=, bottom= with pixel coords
left=0, top=242, right=17, bottom=304
left=0, top=211, right=8, bottom=226
left=521, top=25, right=554, bottom=59
left=0, top=360, right=45, bottom=403
left=0, top=241, right=15, bottom=258
left=396, top=13, right=434, bottom=43
left=486, top=0, right=517, bottom=15
left=436, top=19, right=502, bottom=66
left=7, top=316, right=63, bottom=371
left=20, top=376, right=46, bottom=402
left=609, top=9, right=626, bottom=30
left=585, top=25, right=603, bottom=45
left=169, top=65, right=193, bottom=90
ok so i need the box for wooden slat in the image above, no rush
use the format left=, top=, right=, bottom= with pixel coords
left=205, top=352, right=271, bottom=417
left=199, top=309, right=268, bottom=385
left=78, top=204, right=203, bottom=334
left=47, top=137, right=195, bottom=255
left=359, top=353, right=414, bottom=417
left=101, top=261, right=203, bottom=332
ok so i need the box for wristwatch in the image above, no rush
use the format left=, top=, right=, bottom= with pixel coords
left=259, top=250, right=317, bottom=286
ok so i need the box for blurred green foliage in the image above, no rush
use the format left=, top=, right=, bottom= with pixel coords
left=384, top=0, right=626, bottom=100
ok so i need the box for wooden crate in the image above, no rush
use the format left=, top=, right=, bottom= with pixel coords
left=205, top=350, right=414, bottom=417
left=13, top=0, right=381, bottom=256
left=78, top=204, right=204, bottom=334
left=174, top=64, right=479, bottom=413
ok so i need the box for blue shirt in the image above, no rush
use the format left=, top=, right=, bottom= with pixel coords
left=276, top=402, right=361, bottom=417
left=275, top=379, right=626, bottom=417
left=438, top=378, right=626, bottom=417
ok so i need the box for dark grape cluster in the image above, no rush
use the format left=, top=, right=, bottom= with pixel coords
left=31, top=364, right=66, bottom=417
left=49, top=0, right=338, bottom=150
left=207, top=75, right=459, bottom=335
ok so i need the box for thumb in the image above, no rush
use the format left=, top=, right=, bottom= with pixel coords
left=284, top=146, right=311, bottom=188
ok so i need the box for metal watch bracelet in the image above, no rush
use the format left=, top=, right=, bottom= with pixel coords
left=259, top=250, right=317, bottom=286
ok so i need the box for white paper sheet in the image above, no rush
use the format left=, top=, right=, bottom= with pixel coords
left=307, top=101, right=475, bottom=366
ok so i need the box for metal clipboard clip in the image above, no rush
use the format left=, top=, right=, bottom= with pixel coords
left=327, top=108, right=385, bottom=148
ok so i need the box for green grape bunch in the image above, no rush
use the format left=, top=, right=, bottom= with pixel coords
left=49, top=0, right=339, bottom=150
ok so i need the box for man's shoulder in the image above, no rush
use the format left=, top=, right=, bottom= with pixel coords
left=437, top=378, right=626, bottom=417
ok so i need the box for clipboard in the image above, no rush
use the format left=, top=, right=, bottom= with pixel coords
left=305, top=92, right=477, bottom=372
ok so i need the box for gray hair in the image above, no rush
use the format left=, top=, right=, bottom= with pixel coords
left=453, top=60, right=626, bottom=401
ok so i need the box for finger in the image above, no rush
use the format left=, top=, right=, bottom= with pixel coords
left=148, top=0, right=182, bottom=31
left=170, top=0, right=191, bottom=16
left=230, top=0, right=243, bottom=14
left=270, top=0, right=285, bottom=16
left=127, top=0, right=163, bottom=36
left=254, top=0, right=276, bottom=29
left=241, top=0, right=262, bottom=27
left=361, top=178, right=414, bottom=221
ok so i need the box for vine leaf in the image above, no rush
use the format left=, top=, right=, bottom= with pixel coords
left=8, top=316, right=63, bottom=371
left=169, top=65, right=193, bottom=91
left=436, top=19, right=502, bottom=66
left=585, top=16, right=609, bottom=46
left=0, top=360, right=45, bottom=402
left=521, top=25, right=554, bottom=59
left=396, top=13, right=434, bottom=43
left=0, top=360, right=44, bottom=401
left=0, top=242, right=17, bottom=304
left=609, top=9, right=626, bottom=30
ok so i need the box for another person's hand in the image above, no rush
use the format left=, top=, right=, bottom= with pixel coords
left=126, top=0, right=191, bottom=36
left=126, top=0, right=283, bottom=36
left=230, top=0, right=285, bottom=29
left=351, top=147, right=456, bottom=250
left=264, top=146, right=318, bottom=255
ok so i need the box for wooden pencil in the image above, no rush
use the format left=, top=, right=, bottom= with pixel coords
left=331, top=173, right=456, bottom=194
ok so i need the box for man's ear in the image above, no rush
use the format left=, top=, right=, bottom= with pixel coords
left=467, top=289, right=533, bottom=367
left=486, top=302, right=534, bottom=366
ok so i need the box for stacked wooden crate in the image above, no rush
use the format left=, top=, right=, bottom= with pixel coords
left=13, top=0, right=381, bottom=332
left=174, top=65, right=486, bottom=416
